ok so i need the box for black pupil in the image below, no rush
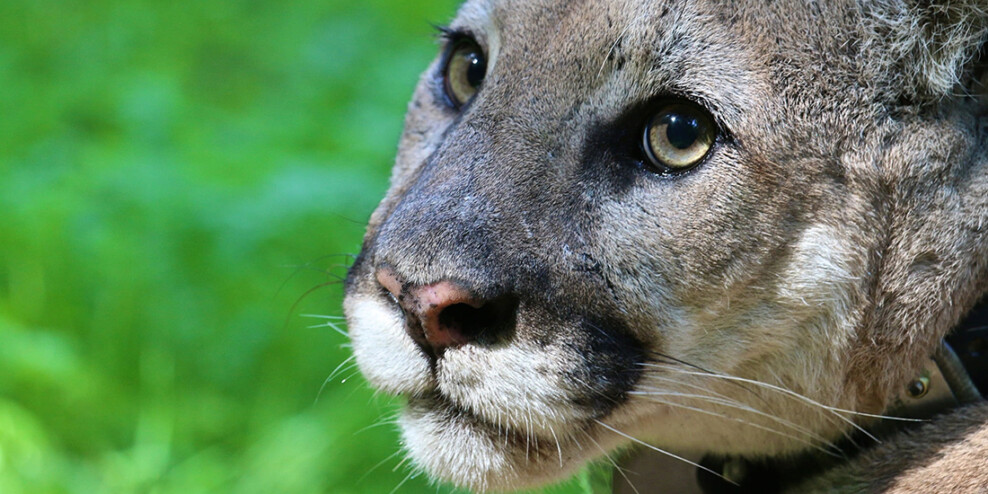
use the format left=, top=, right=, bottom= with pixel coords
left=663, top=113, right=700, bottom=150
left=464, top=50, right=486, bottom=88
left=907, top=380, right=926, bottom=397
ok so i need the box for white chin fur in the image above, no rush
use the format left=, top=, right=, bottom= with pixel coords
left=399, top=397, right=602, bottom=493
left=345, top=295, right=434, bottom=395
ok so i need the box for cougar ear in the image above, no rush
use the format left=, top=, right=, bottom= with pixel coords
left=864, top=0, right=988, bottom=100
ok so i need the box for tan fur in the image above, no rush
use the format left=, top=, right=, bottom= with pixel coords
left=343, top=0, right=988, bottom=492
left=790, top=402, right=988, bottom=493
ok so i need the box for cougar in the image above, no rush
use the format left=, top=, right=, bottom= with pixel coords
left=342, top=0, right=988, bottom=492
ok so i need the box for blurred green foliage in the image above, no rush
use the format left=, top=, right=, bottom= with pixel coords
left=0, top=0, right=597, bottom=492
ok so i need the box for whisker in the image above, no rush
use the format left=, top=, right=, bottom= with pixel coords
left=358, top=449, right=402, bottom=483
left=283, top=280, right=345, bottom=332
left=645, top=363, right=906, bottom=443
left=645, top=351, right=773, bottom=408
left=548, top=424, right=564, bottom=468
left=580, top=429, right=641, bottom=494
left=389, top=466, right=421, bottom=494
left=274, top=252, right=355, bottom=298
left=308, top=319, right=350, bottom=338
left=594, top=420, right=738, bottom=486
left=353, top=415, right=401, bottom=436
left=326, top=354, right=357, bottom=382
left=644, top=363, right=923, bottom=423
left=300, top=313, right=347, bottom=320
left=393, top=454, right=412, bottom=473
left=633, top=386, right=842, bottom=453
left=338, top=369, right=361, bottom=385
left=645, top=373, right=736, bottom=402
left=632, top=392, right=842, bottom=458
left=316, top=354, right=357, bottom=403
left=644, top=355, right=851, bottom=444
left=762, top=367, right=855, bottom=438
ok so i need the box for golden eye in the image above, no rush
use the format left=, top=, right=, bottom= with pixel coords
left=642, top=103, right=716, bottom=172
left=443, top=39, right=487, bottom=108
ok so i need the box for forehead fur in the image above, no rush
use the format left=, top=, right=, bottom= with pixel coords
left=452, top=0, right=766, bottom=126
left=453, top=0, right=987, bottom=116
left=446, top=0, right=900, bottom=174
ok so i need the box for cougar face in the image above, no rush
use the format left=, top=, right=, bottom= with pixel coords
left=344, top=0, right=988, bottom=491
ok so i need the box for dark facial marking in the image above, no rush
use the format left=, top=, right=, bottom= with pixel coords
left=567, top=316, right=645, bottom=413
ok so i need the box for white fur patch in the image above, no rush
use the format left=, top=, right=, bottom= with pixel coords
left=778, top=224, right=859, bottom=335
left=399, top=402, right=517, bottom=492
left=345, top=296, right=434, bottom=396
left=439, top=340, right=587, bottom=435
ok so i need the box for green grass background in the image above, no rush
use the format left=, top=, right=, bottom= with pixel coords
left=0, top=0, right=600, bottom=492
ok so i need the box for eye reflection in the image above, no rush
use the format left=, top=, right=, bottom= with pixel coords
left=443, top=39, right=487, bottom=108
left=642, top=103, right=716, bottom=172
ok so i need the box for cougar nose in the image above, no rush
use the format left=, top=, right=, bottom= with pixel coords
left=375, top=268, right=517, bottom=354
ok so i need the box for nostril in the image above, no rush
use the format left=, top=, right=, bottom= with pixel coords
left=415, top=286, right=517, bottom=352
left=437, top=295, right=519, bottom=346
left=374, top=267, right=518, bottom=354
left=439, top=303, right=485, bottom=338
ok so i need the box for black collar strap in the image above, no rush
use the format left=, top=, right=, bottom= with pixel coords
left=907, top=341, right=983, bottom=414
left=943, top=299, right=988, bottom=400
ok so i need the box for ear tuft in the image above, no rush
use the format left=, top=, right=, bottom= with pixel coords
left=864, top=0, right=988, bottom=100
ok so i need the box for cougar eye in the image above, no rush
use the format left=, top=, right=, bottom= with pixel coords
left=442, top=38, right=487, bottom=108
left=642, top=103, right=716, bottom=172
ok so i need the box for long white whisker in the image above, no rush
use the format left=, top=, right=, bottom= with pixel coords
left=315, top=355, right=358, bottom=403
left=646, top=373, right=735, bottom=402
left=300, top=313, right=346, bottom=320
left=323, top=354, right=356, bottom=383
left=645, top=363, right=923, bottom=422
left=353, top=415, right=400, bottom=436
left=389, top=466, right=421, bottom=494
left=646, top=370, right=843, bottom=434
left=649, top=363, right=876, bottom=441
left=580, top=429, right=641, bottom=494
left=548, top=424, right=564, bottom=468
left=308, top=320, right=349, bottom=337
left=763, top=367, right=852, bottom=435
left=633, top=387, right=842, bottom=453
left=633, top=393, right=842, bottom=458
left=392, top=454, right=412, bottom=473
left=645, top=363, right=917, bottom=443
left=358, top=449, right=402, bottom=483
left=594, top=420, right=737, bottom=486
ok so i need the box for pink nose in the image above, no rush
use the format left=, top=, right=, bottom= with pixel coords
left=376, top=268, right=486, bottom=353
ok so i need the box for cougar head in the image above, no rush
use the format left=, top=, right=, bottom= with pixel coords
left=343, top=0, right=988, bottom=491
